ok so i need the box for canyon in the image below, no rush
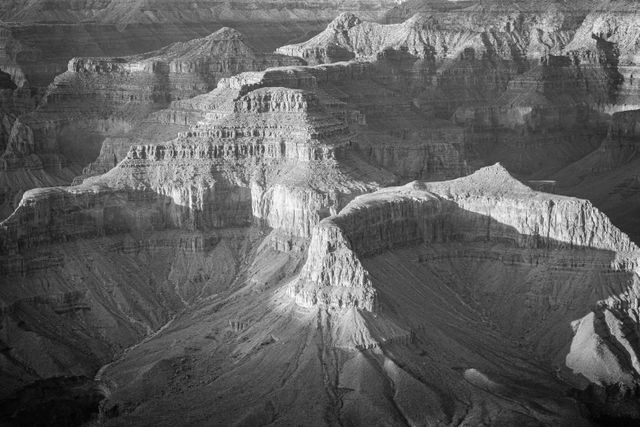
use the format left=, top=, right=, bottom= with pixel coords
left=2, top=0, right=640, bottom=425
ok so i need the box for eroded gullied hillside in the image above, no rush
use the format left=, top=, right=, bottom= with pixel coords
left=274, top=8, right=622, bottom=179
left=551, top=1, right=640, bottom=243
left=0, top=28, right=304, bottom=223
left=83, top=59, right=471, bottom=188
left=0, top=72, right=398, bottom=401
left=87, top=164, right=640, bottom=425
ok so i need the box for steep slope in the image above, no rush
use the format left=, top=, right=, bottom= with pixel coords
left=0, top=28, right=303, bottom=222
left=276, top=11, right=616, bottom=178
left=0, top=70, right=396, bottom=404
left=91, top=165, right=640, bottom=425
left=549, top=1, right=640, bottom=243
left=553, top=108, right=640, bottom=243
left=277, top=4, right=577, bottom=64
left=82, top=59, right=470, bottom=182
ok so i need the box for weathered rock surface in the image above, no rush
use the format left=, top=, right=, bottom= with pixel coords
left=0, top=76, right=396, bottom=402
left=83, top=58, right=470, bottom=182
left=278, top=7, right=575, bottom=65
left=285, top=164, right=640, bottom=420
left=5, top=1, right=640, bottom=425
left=86, top=165, right=640, bottom=425
left=274, top=10, right=616, bottom=179
left=0, top=28, right=304, bottom=223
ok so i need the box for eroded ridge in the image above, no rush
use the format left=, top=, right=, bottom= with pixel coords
left=291, top=164, right=640, bottom=404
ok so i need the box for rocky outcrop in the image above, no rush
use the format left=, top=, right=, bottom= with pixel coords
left=278, top=8, right=576, bottom=65
left=83, top=58, right=470, bottom=182
left=292, top=164, right=639, bottom=311
left=50, top=27, right=303, bottom=105
left=0, top=76, right=396, bottom=397
left=289, top=163, right=640, bottom=420
left=0, top=82, right=396, bottom=253
left=0, top=29, right=305, bottom=223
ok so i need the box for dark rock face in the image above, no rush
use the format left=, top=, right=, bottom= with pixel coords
left=0, top=376, right=103, bottom=427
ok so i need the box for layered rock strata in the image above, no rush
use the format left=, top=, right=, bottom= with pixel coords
left=92, top=164, right=640, bottom=425
left=0, top=28, right=304, bottom=222
left=287, top=164, right=640, bottom=419
left=277, top=8, right=575, bottom=65
left=0, top=80, right=396, bottom=398
left=83, top=59, right=470, bottom=182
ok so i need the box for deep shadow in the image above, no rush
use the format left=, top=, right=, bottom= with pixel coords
left=0, top=376, right=104, bottom=427
left=334, top=195, right=640, bottom=422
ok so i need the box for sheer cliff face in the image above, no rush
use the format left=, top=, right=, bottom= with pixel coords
left=0, top=29, right=305, bottom=224
left=278, top=7, right=575, bottom=64
left=5, top=2, right=640, bottom=425
left=0, top=76, right=396, bottom=397
left=289, top=164, right=640, bottom=415
left=86, top=165, right=640, bottom=425
left=276, top=9, right=640, bottom=179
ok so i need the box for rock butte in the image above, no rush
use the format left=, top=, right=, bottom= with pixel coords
left=2, top=0, right=640, bottom=425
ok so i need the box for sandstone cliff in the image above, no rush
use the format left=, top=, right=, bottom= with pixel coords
left=287, top=164, right=640, bottom=419
left=278, top=7, right=575, bottom=65
left=90, top=165, right=640, bottom=426
left=0, top=81, right=396, bottom=397
left=0, top=28, right=304, bottom=223
left=4, top=1, right=640, bottom=424
left=83, top=58, right=470, bottom=183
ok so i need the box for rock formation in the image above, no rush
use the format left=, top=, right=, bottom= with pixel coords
left=83, top=58, right=470, bottom=182
left=0, top=70, right=397, bottom=403
left=277, top=7, right=576, bottom=65
left=275, top=9, right=619, bottom=178
left=89, top=165, right=640, bottom=425
left=5, top=1, right=640, bottom=425
left=547, top=1, right=640, bottom=246
left=0, top=28, right=304, bottom=223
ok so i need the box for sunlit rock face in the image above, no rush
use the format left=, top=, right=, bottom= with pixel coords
left=6, top=1, right=640, bottom=425
left=83, top=58, right=470, bottom=184
left=0, top=28, right=304, bottom=223
left=289, top=164, right=640, bottom=420
left=77, top=165, right=640, bottom=426
left=293, top=164, right=638, bottom=310
left=0, top=71, right=395, bottom=401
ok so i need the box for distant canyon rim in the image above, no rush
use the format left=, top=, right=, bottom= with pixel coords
left=2, top=0, right=640, bottom=426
